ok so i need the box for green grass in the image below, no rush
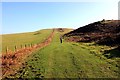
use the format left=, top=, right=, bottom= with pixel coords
left=1, top=29, right=52, bottom=53
left=12, top=30, right=119, bottom=78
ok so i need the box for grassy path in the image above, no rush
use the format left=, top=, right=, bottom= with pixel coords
left=12, top=30, right=119, bottom=78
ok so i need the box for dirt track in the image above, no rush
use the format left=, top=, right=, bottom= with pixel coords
left=1, top=29, right=54, bottom=78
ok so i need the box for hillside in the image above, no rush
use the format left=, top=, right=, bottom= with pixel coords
left=1, top=28, right=73, bottom=78
left=64, top=20, right=120, bottom=46
left=1, top=29, right=53, bottom=53
left=1, top=27, right=120, bottom=79
left=1, top=28, right=73, bottom=53
left=3, top=29, right=119, bottom=78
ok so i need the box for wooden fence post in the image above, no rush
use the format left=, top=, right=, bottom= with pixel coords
left=15, top=45, right=17, bottom=52
left=29, top=44, right=31, bottom=47
left=31, top=43, right=33, bottom=47
left=6, top=46, right=8, bottom=54
left=21, top=45, right=22, bottom=48
left=31, top=43, right=32, bottom=47
left=25, top=44, right=27, bottom=48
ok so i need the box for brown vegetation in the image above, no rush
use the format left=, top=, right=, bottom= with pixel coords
left=1, top=29, right=54, bottom=78
left=64, top=20, right=120, bottom=46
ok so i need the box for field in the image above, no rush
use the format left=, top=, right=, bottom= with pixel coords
left=1, top=29, right=52, bottom=53
left=3, top=29, right=119, bottom=78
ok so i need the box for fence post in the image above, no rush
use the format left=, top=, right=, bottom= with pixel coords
left=25, top=44, right=27, bottom=48
left=29, top=44, right=31, bottom=47
left=6, top=46, right=8, bottom=54
left=31, top=43, right=32, bottom=47
left=14, top=45, right=17, bottom=52
left=21, top=45, right=22, bottom=48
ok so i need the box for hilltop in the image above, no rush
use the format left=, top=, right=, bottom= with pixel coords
left=64, top=20, right=120, bottom=46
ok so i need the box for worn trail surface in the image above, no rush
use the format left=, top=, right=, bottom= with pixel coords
left=1, top=30, right=54, bottom=78
left=12, top=30, right=119, bottom=78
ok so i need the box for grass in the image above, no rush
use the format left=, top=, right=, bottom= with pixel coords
left=11, top=30, right=119, bottom=78
left=1, top=29, right=52, bottom=53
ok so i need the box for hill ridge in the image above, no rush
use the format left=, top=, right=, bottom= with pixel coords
left=64, top=20, right=120, bottom=46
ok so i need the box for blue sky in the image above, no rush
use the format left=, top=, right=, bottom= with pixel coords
left=2, top=2, right=118, bottom=34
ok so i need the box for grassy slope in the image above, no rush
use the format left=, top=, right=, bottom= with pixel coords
left=13, top=30, right=119, bottom=78
left=1, top=29, right=52, bottom=53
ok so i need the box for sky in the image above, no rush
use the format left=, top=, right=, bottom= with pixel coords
left=2, top=1, right=119, bottom=34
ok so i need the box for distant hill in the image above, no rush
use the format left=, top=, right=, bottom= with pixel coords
left=64, top=20, right=120, bottom=46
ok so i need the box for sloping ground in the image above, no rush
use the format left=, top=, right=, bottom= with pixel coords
left=64, top=20, right=120, bottom=46
left=8, top=29, right=120, bottom=78
left=1, top=28, right=72, bottom=79
left=1, top=29, right=54, bottom=78
left=1, top=29, right=52, bottom=53
left=63, top=20, right=120, bottom=61
left=66, top=20, right=120, bottom=34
